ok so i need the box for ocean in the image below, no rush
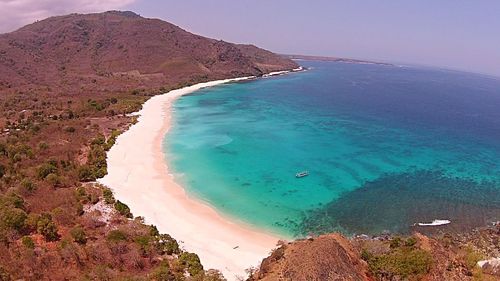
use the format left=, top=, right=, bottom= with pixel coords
left=163, top=60, right=500, bottom=237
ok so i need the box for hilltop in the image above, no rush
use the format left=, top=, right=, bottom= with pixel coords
left=0, top=11, right=297, bottom=94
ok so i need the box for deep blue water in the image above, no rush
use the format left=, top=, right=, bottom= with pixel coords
left=164, top=61, right=500, bottom=237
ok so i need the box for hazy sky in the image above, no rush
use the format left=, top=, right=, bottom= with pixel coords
left=1, top=0, right=499, bottom=77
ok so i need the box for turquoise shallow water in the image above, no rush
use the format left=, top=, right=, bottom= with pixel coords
left=163, top=61, right=500, bottom=237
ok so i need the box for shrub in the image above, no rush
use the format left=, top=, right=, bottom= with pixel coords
left=75, top=186, right=87, bottom=199
left=88, top=145, right=107, bottom=169
left=179, top=252, right=203, bottom=276
left=38, top=142, right=49, bottom=150
left=104, top=130, right=120, bottom=151
left=70, top=226, right=87, bottom=244
left=2, top=193, right=25, bottom=209
left=37, top=163, right=57, bottom=179
left=90, top=135, right=105, bottom=146
left=36, top=213, right=59, bottom=241
left=20, top=178, right=36, bottom=193
left=0, top=143, right=6, bottom=156
left=0, top=207, right=27, bottom=231
left=64, top=126, right=76, bottom=133
left=0, top=165, right=4, bottom=178
left=149, top=225, right=160, bottom=237
left=134, top=235, right=151, bottom=253
left=75, top=202, right=84, bottom=216
left=102, top=188, right=115, bottom=204
left=464, top=246, right=483, bottom=270
left=361, top=249, right=373, bottom=261
left=390, top=237, right=402, bottom=248
left=0, top=266, right=10, bottom=281
left=93, top=167, right=107, bottom=178
left=157, top=234, right=180, bottom=255
left=203, top=269, right=227, bottom=281
left=21, top=236, right=35, bottom=249
left=45, top=173, right=61, bottom=187
left=405, top=237, right=418, bottom=247
left=107, top=229, right=127, bottom=242
left=77, top=165, right=94, bottom=182
left=114, top=200, right=132, bottom=218
left=151, top=261, right=173, bottom=280
left=24, top=213, right=40, bottom=232
left=365, top=248, right=433, bottom=280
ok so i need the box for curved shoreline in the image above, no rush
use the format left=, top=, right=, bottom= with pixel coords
left=99, top=77, right=283, bottom=280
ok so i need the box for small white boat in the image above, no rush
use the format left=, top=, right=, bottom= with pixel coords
left=416, top=219, right=451, bottom=226
left=296, top=171, right=309, bottom=178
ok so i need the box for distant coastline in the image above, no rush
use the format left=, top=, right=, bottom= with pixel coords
left=282, top=54, right=393, bottom=66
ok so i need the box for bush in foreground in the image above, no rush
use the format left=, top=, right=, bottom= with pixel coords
left=362, top=236, right=433, bottom=280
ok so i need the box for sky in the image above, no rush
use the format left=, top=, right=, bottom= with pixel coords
left=1, top=0, right=499, bottom=77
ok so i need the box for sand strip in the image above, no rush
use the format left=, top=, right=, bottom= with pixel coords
left=99, top=77, right=281, bottom=280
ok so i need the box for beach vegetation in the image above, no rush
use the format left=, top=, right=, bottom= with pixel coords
left=102, top=187, right=115, bottom=204
left=201, top=269, right=227, bottom=281
left=179, top=252, right=204, bottom=276
left=114, top=200, right=132, bottom=218
left=104, top=129, right=121, bottom=151
left=77, top=165, right=94, bottom=181
left=157, top=233, right=180, bottom=255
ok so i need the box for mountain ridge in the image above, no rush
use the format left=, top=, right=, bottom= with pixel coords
left=0, top=11, right=298, bottom=94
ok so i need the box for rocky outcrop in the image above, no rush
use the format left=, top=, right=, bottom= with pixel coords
left=250, top=234, right=371, bottom=281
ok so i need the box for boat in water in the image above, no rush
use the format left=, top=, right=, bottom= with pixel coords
left=296, top=171, right=309, bottom=178
left=415, top=219, right=451, bottom=226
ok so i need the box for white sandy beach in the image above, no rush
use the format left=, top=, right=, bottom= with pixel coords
left=98, top=77, right=282, bottom=280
